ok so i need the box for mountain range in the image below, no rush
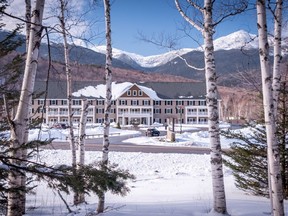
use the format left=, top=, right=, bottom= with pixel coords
left=2, top=30, right=287, bottom=86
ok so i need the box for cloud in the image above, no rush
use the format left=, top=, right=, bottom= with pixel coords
left=2, top=0, right=101, bottom=45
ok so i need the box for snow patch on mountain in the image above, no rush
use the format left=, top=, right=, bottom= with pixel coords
left=91, top=30, right=287, bottom=69
left=92, top=45, right=194, bottom=68
left=212, top=30, right=258, bottom=51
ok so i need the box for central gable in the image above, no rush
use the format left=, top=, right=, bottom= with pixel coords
left=120, top=84, right=150, bottom=98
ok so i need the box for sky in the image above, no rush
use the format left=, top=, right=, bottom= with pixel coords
left=2, top=0, right=276, bottom=57
left=108, top=0, right=258, bottom=56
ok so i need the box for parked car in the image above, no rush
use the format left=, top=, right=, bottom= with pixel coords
left=146, top=128, right=160, bottom=137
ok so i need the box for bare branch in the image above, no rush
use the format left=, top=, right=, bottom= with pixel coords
left=175, top=0, right=203, bottom=33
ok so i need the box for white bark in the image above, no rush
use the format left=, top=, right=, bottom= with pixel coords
left=25, top=0, right=31, bottom=52
left=256, top=1, right=284, bottom=215
left=75, top=98, right=90, bottom=204
left=8, top=1, right=45, bottom=215
left=203, top=0, right=227, bottom=213
left=175, top=0, right=227, bottom=213
left=272, top=0, right=283, bottom=117
left=59, top=0, right=77, bottom=169
left=97, top=0, right=112, bottom=213
left=79, top=99, right=90, bottom=166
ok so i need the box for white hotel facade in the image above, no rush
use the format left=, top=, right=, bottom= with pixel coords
left=31, top=81, right=220, bottom=126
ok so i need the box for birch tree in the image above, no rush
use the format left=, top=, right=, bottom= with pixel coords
left=97, top=0, right=112, bottom=213
left=76, top=98, right=90, bottom=204
left=271, top=0, right=283, bottom=117
left=256, top=0, right=284, bottom=215
left=175, top=0, right=247, bottom=214
left=7, top=1, right=45, bottom=215
left=58, top=0, right=77, bottom=171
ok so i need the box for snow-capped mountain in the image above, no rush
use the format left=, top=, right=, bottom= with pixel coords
left=92, top=45, right=194, bottom=68
left=92, top=30, right=261, bottom=69
left=213, top=30, right=258, bottom=50
left=95, top=30, right=288, bottom=70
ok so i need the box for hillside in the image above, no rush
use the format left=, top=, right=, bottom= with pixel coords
left=35, top=58, right=198, bottom=83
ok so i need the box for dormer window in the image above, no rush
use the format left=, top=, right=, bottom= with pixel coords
left=139, top=90, right=143, bottom=96
left=133, top=90, right=137, bottom=96
left=127, top=90, right=131, bottom=96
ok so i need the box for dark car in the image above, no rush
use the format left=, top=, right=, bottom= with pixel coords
left=146, top=128, right=160, bottom=137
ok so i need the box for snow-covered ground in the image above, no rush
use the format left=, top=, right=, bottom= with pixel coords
left=23, top=124, right=287, bottom=215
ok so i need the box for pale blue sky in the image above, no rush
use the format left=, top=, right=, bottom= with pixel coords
left=107, top=0, right=258, bottom=56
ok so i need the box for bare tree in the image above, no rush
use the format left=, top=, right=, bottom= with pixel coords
left=175, top=0, right=247, bottom=214
left=76, top=98, right=90, bottom=204
left=257, top=0, right=284, bottom=215
left=57, top=0, right=77, bottom=173
left=7, top=1, right=45, bottom=215
left=97, top=0, right=112, bottom=213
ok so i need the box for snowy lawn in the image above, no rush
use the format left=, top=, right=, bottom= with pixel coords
left=25, top=150, right=283, bottom=216
left=23, top=124, right=288, bottom=216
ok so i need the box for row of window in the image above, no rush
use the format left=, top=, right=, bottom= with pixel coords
left=127, top=89, right=143, bottom=97
left=34, top=99, right=207, bottom=107
left=32, top=107, right=208, bottom=116
left=48, top=117, right=116, bottom=124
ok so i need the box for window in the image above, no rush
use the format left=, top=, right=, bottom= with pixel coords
left=199, top=100, right=206, bottom=106
left=154, top=108, right=161, bottom=114
left=131, top=100, right=138, bottom=106
left=143, top=100, right=150, bottom=106
left=50, top=100, right=57, bottom=105
left=176, top=100, right=184, bottom=105
left=133, top=90, right=137, bottom=96
left=154, top=101, right=161, bottom=106
left=97, top=108, right=104, bottom=113
left=38, top=100, right=45, bottom=105
left=127, top=90, right=131, bottom=96
left=72, top=108, right=81, bottom=115
left=97, top=100, right=105, bottom=105
left=165, top=108, right=173, bottom=114
left=61, top=100, right=67, bottom=105
left=142, top=108, right=151, bottom=113
left=88, top=108, right=94, bottom=115
left=97, top=118, right=104, bottom=123
left=119, top=100, right=126, bottom=105
left=72, top=100, right=81, bottom=106
left=165, top=100, right=173, bottom=106
left=60, top=108, right=68, bottom=115
left=138, top=90, right=143, bottom=96
left=188, top=101, right=195, bottom=106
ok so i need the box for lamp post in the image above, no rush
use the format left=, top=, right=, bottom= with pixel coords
left=176, top=105, right=183, bottom=134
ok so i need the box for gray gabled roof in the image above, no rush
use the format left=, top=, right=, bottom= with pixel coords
left=33, top=81, right=213, bottom=100
left=33, top=81, right=103, bottom=99
left=139, top=82, right=207, bottom=99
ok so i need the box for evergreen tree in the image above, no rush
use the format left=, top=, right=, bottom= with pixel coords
left=223, top=80, right=288, bottom=198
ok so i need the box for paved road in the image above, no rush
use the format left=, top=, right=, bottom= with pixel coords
left=47, top=141, right=211, bottom=154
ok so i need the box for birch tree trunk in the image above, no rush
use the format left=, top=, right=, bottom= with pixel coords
left=256, top=1, right=284, bottom=215
left=272, top=0, right=283, bottom=117
left=25, top=0, right=31, bottom=52
left=76, top=98, right=90, bottom=204
left=203, top=0, right=227, bottom=213
left=174, top=0, right=227, bottom=213
left=19, top=0, right=32, bottom=212
left=58, top=0, right=78, bottom=206
left=97, top=0, right=112, bottom=213
left=59, top=0, right=77, bottom=169
left=7, top=1, right=45, bottom=215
